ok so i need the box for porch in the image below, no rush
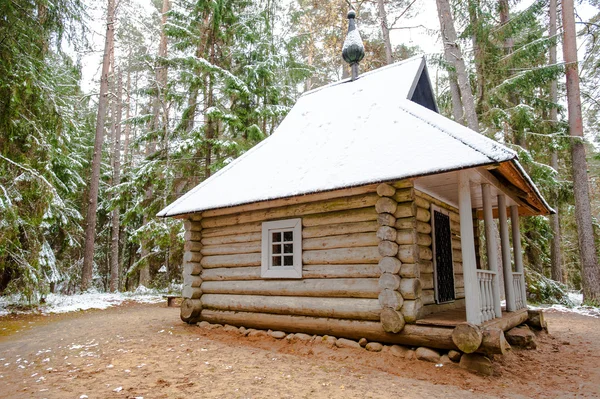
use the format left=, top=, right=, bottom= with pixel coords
left=416, top=307, right=529, bottom=331
left=414, top=166, right=532, bottom=326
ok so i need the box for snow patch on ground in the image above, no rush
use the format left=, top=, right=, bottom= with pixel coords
left=529, top=292, right=600, bottom=318
left=0, top=288, right=164, bottom=317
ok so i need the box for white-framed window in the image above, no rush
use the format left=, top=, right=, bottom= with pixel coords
left=261, top=218, right=302, bottom=278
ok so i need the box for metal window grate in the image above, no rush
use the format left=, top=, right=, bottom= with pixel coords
left=434, top=210, right=455, bottom=303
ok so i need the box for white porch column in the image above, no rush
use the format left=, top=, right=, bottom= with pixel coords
left=498, top=194, right=516, bottom=311
left=482, top=184, right=502, bottom=318
left=510, top=205, right=527, bottom=305
left=458, top=171, right=482, bottom=325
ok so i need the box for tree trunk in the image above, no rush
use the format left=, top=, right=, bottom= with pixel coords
left=436, top=0, right=479, bottom=132
left=139, top=0, right=170, bottom=288
left=468, top=0, right=485, bottom=112
left=562, top=0, right=600, bottom=303
left=81, top=0, right=115, bottom=291
left=109, top=70, right=123, bottom=293
left=498, top=0, right=513, bottom=53
left=123, top=46, right=132, bottom=161
left=377, top=0, right=393, bottom=65
left=549, top=0, right=563, bottom=283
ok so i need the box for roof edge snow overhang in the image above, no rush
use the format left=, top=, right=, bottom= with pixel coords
left=159, top=158, right=553, bottom=220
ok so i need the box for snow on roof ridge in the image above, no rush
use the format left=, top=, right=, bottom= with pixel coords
left=301, top=55, right=426, bottom=98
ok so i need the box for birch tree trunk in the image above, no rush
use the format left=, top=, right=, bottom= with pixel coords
left=436, top=0, right=479, bottom=131
left=81, top=0, right=115, bottom=291
left=549, top=0, right=563, bottom=283
left=377, top=0, right=393, bottom=65
left=109, top=70, right=123, bottom=292
left=562, top=0, right=600, bottom=302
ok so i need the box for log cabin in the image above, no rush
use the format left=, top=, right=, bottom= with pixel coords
left=158, top=12, right=552, bottom=355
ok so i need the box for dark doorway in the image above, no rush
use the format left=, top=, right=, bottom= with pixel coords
left=432, top=208, right=455, bottom=303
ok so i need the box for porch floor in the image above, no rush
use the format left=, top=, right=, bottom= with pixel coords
left=416, top=307, right=528, bottom=331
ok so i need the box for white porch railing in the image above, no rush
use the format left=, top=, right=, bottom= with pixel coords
left=477, top=270, right=497, bottom=322
left=513, top=272, right=526, bottom=310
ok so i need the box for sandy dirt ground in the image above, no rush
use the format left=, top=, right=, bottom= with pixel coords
left=0, top=302, right=598, bottom=399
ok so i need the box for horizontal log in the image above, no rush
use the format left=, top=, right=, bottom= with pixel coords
left=398, top=244, right=418, bottom=263
left=452, top=323, right=482, bottom=354
left=452, top=249, right=462, bottom=262
left=392, top=180, right=414, bottom=189
left=201, top=193, right=379, bottom=229
left=377, top=213, right=396, bottom=227
left=377, top=226, right=397, bottom=242
left=395, top=229, right=416, bottom=245
left=303, top=232, right=378, bottom=251
left=454, top=262, right=463, bottom=274
left=401, top=299, right=422, bottom=323
left=419, top=260, right=433, bottom=274
left=380, top=308, right=405, bottom=333
left=395, top=216, right=415, bottom=230
left=375, top=197, right=398, bottom=214
left=202, top=232, right=261, bottom=246
left=415, top=190, right=459, bottom=218
left=480, top=327, right=510, bottom=355
left=455, top=274, right=464, bottom=288
left=303, top=247, right=380, bottom=265
left=392, top=188, right=414, bottom=203
left=182, top=285, right=202, bottom=299
left=199, top=309, right=458, bottom=350
left=393, top=202, right=417, bottom=219
left=202, top=222, right=261, bottom=238
left=376, top=183, right=396, bottom=197
left=400, top=263, right=420, bottom=278
left=417, top=221, right=432, bottom=235
left=201, top=294, right=381, bottom=321
left=418, top=233, right=432, bottom=247
left=399, top=278, right=422, bottom=300
left=416, top=207, right=431, bottom=223
left=183, top=274, right=203, bottom=288
left=450, top=220, right=460, bottom=233
left=201, top=253, right=261, bottom=268
left=201, top=241, right=261, bottom=256
left=451, top=238, right=461, bottom=250
left=180, top=299, right=202, bottom=324
left=183, top=262, right=202, bottom=276
left=378, top=240, right=398, bottom=257
left=419, top=245, right=433, bottom=261
left=414, top=195, right=430, bottom=210
left=422, top=289, right=435, bottom=305
left=303, top=220, right=378, bottom=239
left=303, top=207, right=377, bottom=227
left=189, top=214, right=203, bottom=222
left=378, top=257, right=402, bottom=274
left=378, top=273, right=401, bottom=290
left=184, top=220, right=202, bottom=232
left=184, top=251, right=202, bottom=263
left=200, top=264, right=381, bottom=281
left=184, top=241, right=203, bottom=252
left=421, top=273, right=434, bottom=290
left=456, top=287, right=465, bottom=299
left=202, top=184, right=378, bottom=217
left=378, top=289, right=404, bottom=310
left=184, top=231, right=202, bottom=242
left=201, top=278, right=379, bottom=298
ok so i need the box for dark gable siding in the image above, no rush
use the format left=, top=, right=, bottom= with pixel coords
left=410, top=70, right=438, bottom=113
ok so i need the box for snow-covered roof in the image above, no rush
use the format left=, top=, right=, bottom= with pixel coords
left=158, top=56, right=544, bottom=218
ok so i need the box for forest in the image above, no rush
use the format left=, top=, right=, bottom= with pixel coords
left=0, top=0, right=599, bottom=306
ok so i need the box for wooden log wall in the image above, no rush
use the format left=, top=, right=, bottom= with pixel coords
left=181, top=218, right=204, bottom=323
left=413, top=190, right=466, bottom=313
left=190, top=186, right=383, bottom=323
left=375, top=180, right=424, bottom=330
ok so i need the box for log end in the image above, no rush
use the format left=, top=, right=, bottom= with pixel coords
left=452, top=322, right=483, bottom=354
left=180, top=298, right=203, bottom=324
left=380, top=308, right=405, bottom=333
